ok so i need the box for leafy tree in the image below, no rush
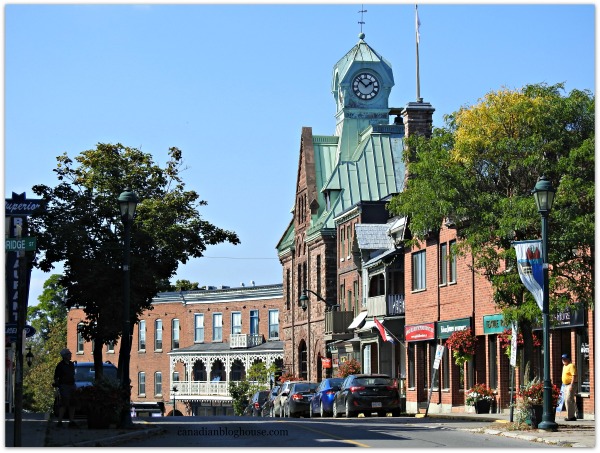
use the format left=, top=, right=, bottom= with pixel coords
left=388, top=83, right=594, bottom=370
left=29, top=144, right=240, bottom=377
left=27, top=274, right=67, bottom=341
left=172, top=279, right=200, bottom=291
left=228, top=380, right=251, bottom=416
left=227, top=362, right=277, bottom=415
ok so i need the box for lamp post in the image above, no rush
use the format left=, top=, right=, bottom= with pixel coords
left=532, top=176, right=558, bottom=432
left=298, top=289, right=337, bottom=381
left=171, top=386, right=178, bottom=416
left=118, top=188, right=139, bottom=428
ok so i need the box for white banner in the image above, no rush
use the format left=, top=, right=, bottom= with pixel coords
left=514, top=240, right=544, bottom=311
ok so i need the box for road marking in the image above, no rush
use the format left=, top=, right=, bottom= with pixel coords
left=277, top=420, right=371, bottom=448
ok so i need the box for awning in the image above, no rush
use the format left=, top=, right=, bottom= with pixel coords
left=348, top=311, right=368, bottom=330
left=355, top=320, right=378, bottom=333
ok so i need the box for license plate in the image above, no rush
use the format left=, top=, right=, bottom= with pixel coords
left=372, top=402, right=382, bottom=408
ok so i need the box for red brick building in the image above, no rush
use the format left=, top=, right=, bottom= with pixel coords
left=67, top=284, right=283, bottom=416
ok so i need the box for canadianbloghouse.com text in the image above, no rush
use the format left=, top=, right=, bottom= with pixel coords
left=177, top=426, right=289, bottom=439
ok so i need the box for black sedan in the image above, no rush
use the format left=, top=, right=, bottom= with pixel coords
left=284, top=382, right=318, bottom=418
left=333, top=374, right=400, bottom=418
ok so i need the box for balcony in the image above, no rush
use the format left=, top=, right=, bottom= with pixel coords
left=367, top=294, right=405, bottom=317
left=174, top=380, right=230, bottom=397
left=324, top=310, right=354, bottom=341
left=229, top=334, right=263, bottom=349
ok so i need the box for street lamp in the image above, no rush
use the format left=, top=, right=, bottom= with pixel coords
left=171, top=386, right=178, bottom=416
left=298, top=289, right=337, bottom=312
left=532, top=176, right=558, bottom=432
left=118, top=188, right=139, bottom=428
left=25, top=347, right=34, bottom=367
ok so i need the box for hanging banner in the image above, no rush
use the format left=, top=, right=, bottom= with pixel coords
left=514, top=240, right=544, bottom=311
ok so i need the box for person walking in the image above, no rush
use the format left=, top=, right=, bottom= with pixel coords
left=53, top=348, right=78, bottom=428
left=561, top=353, right=577, bottom=421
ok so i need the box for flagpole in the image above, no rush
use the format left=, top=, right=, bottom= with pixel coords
left=415, top=4, right=422, bottom=102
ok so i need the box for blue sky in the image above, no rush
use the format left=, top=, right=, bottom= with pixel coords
left=4, top=3, right=595, bottom=305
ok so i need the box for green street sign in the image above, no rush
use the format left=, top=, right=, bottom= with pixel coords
left=5, top=237, right=36, bottom=252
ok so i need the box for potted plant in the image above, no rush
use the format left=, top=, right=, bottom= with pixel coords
left=466, top=383, right=495, bottom=413
left=337, top=358, right=361, bottom=378
left=517, top=376, right=560, bottom=428
left=77, top=377, right=128, bottom=429
left=445, top=328, right=477, bottom=366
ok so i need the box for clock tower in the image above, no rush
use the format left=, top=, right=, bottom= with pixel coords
left=332, top=33, right=395, bottom=162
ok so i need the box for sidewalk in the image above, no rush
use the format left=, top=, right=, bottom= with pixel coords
left=422, top=410, right=596, bottom=448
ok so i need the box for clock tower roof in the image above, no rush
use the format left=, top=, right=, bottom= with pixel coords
left=332, top=33, right=394, bottom=92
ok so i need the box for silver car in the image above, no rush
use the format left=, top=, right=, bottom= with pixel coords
left=271, top=381, right=301, bottom=418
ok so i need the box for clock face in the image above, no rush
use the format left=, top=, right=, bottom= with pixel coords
left=352, top=73, right=380, bottom=100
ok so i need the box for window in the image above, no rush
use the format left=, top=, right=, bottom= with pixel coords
left=155, top=319, right=163, bottom=350
left=172, top=319, right=180, bottom=350
left=347, top=225, right=352, bottom=258
left=449, top=240, right=457, bottom=283
left=286, top=270, right=291, bottom=310
left=231, top=312, right=242, bottom=335
left=194, top=314, right=204, bottom=343
left=316, top=255, right=322, bottom=295
left=213, top=313, right=223, bottom=341
left=439, top=243, right=448, bottom=285
left=106, top=341, right=114, bottom=353
left=173, top=371, right=180, bottom=382
left=363, top=344, right=372, bottom=374
left=340, top=227, right=345, bottom=260
left=269, top=310, right=279, bottom=339
left=412, top=250, right=426, bottom=291
left=340, top=283, right=345, bottom=310
left=354, top=281, right=359, bottom=315
left=348, top=289, right=353, bottom=313
left=77, top=323, right=85, bottom=353
left=250, top=310, right=259, bottom=336
left=154, top=372, right=162, bottom=396
left=138, top=320, right=146, bottom=351
left=138, top=372, right=146, bottom=396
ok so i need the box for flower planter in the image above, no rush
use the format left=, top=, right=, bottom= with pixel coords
left=87, top=412, right=111, bottom=429
left=474, top=400, right=491, bottom=414
left=526, top=404, right=543, bottom=428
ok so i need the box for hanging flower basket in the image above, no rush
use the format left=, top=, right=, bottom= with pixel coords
left=445, top=328, right=477, bottom=366
left=498, top=329, right=541, bottom=361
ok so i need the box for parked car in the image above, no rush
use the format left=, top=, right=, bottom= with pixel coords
left=284, top=382, right=318, bottom=418
left=53, top=361, right=119, bottom=417
left=332, top=374, right=400, bottom=418
left=243, top=390, right=270, bottom=416
left=261, top=385, right=280, bottom=417
left=309, top=377, right=344, bottom=417
left=272, top=380, right=300, bottom=417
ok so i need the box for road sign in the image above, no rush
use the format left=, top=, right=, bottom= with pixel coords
left=5, top=324, right=36, bottom=340
left=433, top=345, right=445, bottom=370
left=5, top=237, right=36, bottom=252
left=510, top=322, right=518, bottom=367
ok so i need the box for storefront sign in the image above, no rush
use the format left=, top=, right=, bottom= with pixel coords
left=483, top=314, right=507, bottom=334
left=437, top=318, right=471, bottom=339
left=405, top=323, right=435, bottom=342
left=533, top=304, right=585, bottom=331
left=322, top=358, right=332, bottom=369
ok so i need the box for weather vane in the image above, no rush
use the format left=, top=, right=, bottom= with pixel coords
left=358, top=5, right=367, bottom=33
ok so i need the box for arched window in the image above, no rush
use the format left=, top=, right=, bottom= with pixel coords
left=299, top=340, right=307, bottom=380
left=230, top=360, right=245, bottom=381
left=210, top=360, right=225, bottom=382
left=193, top=361, right=207, bottom=381
left=155, top=319, right=163, bottom=350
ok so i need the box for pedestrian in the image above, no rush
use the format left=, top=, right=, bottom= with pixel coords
left=53, top=348, right=78, bottom=428
left=561, top=353, right=577, bottom=421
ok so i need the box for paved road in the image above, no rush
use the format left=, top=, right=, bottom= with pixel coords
left=118, top=416, right=556, bottom=448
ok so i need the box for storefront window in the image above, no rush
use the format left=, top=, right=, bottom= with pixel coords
left=578, top=329, right=590, bottom=394
left=489, top=335, right=497, bottom=389
left=442, top=342, right=450, bottom=389
left=408, top=343, right=415, bottom=388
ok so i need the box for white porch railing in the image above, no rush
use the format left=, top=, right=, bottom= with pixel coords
left=174, top=381, right=230, bottom=396
left=229, top=334, right=263, bottom=349
left=367, top=294, right=405, bottom=317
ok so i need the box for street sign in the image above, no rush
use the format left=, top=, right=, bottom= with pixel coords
left=510, top=322, right=518, bottom=367
left=433, top=345, right=445, bottom=370
left=5, top=237, right=36, bottom=252
left=5, top=324, right=36, bottom=340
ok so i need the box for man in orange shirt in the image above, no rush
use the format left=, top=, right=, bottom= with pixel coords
left=561, top=353, right=577, bottom=421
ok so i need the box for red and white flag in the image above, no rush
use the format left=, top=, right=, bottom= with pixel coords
left=374, top=317, right=395, bottom=344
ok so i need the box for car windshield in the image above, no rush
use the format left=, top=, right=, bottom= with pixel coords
left=75, top=365, right=118, bottom=383
left=355, top=377, right=393, bottom=386
left=293, top=383, right=317, bottom=393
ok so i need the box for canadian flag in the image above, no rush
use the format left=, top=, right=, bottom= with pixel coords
left=374, top=317, right=395, bottom=344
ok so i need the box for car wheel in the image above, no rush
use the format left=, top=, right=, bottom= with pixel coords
left=333, top=401, right=339, bottom=418
left=345, top=400, right=353, bottom=418
left=320, top=401, right=325, bottom=418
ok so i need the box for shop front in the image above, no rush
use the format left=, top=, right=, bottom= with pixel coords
left=404, top=322, right=435, bottom=413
